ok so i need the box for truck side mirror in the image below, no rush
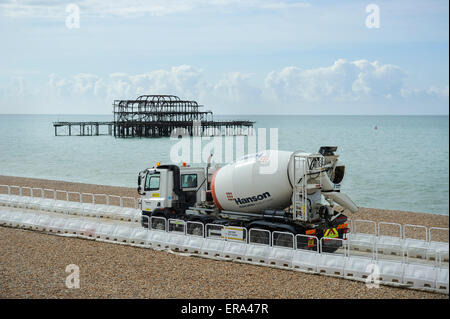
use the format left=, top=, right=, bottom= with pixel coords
left=137, top=175, right=144, bottom=195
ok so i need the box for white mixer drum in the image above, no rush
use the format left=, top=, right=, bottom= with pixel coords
left=211, top=150, right=294, bottom=213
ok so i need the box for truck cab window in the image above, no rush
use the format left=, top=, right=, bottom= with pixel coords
left=145, top=174, right=160, bottom=191
left=181, top=174, right=197, bottom=188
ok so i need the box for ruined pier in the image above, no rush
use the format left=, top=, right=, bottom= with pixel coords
left=53, top=95, right=254, bottom=137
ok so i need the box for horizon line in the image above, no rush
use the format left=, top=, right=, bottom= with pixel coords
left=0, top=113, right=449, bottom=116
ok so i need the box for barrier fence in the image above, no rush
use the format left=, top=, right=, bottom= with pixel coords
left=0, top=185, right=448, bottom=294
left=0, top=184, right=141, bottom=222
left=0, top=209, right=448, bottom=294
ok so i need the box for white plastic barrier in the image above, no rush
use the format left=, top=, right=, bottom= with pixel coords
left=167, top=232, right=189, bottom=251
left=147, top=216, right=169, bottom=249
left=435, top=263, right=449, bottom=294
left=79, top=193, right=96, bottom=217
left=29, top=188, right=45, bottom=210
left=348, top=219, right=376, bottom=252
left=268, top=231, right=294, bottom=268
left=166, top=219, right=188, bottom=251
left=245, top=229, right=271, bottom=264
left=7, top=211, right=26, bottom=227
left=0, top=187, right=138, bottom=222
left=184, top=236, right=205, bottom=254
left=201, top=239, right=225, bottom=257
left=19, top=187, right=33, bottom=208
left=95, top=223, right=118, bottom=241
left=428, top=227, right=449, bottom=262
left=0, top=208, right=448, bottom=294
left=103, top=195, right=123, bottom=218
left=375, top=222, right=403, bottom=256
left=37, top=189, right=55, bottom=212
left=116, top=197, right=140, bottom=222
left=377, top=259, right=404, bottom=284
left=48, top=217, right=68, bottom=234
left=63, top=218, right=84, bottom=235
left=183, top=222, right=206, bottom=254
left=0, top=210, right=10, bottom=225
left=52, top=190, right=69, bottom=213
left=33, top=215, right=52, bottom=231
left=292, top=234, right=320, bottom=273
left=110, top=224, right=134, bottom=243
left=91, top=194, right=110, bottom=216
left=222, top=241, right=247, bottom=261
left=344, top=255, right=375, bottom=280
left=65, top=192, right=83, bottom=215
left=129, top=227, right=151, bottom=246
left=318, top=237, right=348, bottom=276
left=147, top=230, right=169, bottom=249
left=7, top=186, right=23, bottom=208
left=220, top=226, right=247, bottom=260
left=0, top=211, right=13, bottom=225
left=9, top=184, right=446, bottom=262
left=202, top=224, right=226, bottom=257
left=77, top=220, right=100, bottom=239
left=0, top=185, right=10, bottom=206
left=403, top=262, right=438, bottom=289
left=403, top=224, right=429, bottom=259
left=21, top=213, right=40, bottom=229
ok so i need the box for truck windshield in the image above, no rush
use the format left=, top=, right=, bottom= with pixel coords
left=145, top=173, right=160, bottom=191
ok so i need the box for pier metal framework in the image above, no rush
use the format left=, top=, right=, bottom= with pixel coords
left=53, top=121, right=114, bottom=136
left=53, top=95, right=254, bottom=137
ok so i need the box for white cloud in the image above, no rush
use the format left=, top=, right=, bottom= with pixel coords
left=265, top=59, right=406, bottom=103
left=401, top=85, right=449, bottom=99
left=1, top=60, right=448, bottom=114
left=212, top=72, right=260, bottom=103
left=46, top=65, right=206, bottom=107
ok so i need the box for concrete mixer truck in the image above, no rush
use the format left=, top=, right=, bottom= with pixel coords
left=137, top=147, right=358, bottom=250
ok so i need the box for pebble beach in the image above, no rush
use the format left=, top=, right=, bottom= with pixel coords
left=0, top=175, right=448, bottom=299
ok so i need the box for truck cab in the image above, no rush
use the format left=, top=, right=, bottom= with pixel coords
left=138, top=164, right=207, bottom=218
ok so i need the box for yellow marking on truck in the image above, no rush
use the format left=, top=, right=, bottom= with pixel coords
left=324, top=228, right=338, bottom=238
left=152, top=193, right=160, bottom=197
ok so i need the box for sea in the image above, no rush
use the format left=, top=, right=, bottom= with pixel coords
left=0, top=114, right=448, bottom=215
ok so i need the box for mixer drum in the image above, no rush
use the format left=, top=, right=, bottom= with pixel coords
left=211, top=150, right=294, bottom=213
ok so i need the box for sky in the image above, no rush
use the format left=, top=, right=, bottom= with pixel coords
left=0, top=0, right=448, bottom=115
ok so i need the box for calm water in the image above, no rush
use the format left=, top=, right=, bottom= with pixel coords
left=0, top=114, right=448, bottom=215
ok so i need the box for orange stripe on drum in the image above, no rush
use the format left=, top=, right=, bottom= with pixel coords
left=210, top=168, right=223, bottom=210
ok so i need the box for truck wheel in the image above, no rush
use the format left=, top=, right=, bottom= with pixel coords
left=149, top=209, right=167, bottom=230
left=320, top=240, right=342, bottom=254
left=272, top=232, right=295, bottom=248
left=187, top=222, right=204, bottom=237
left=248, top=228, right=270, bottom=245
